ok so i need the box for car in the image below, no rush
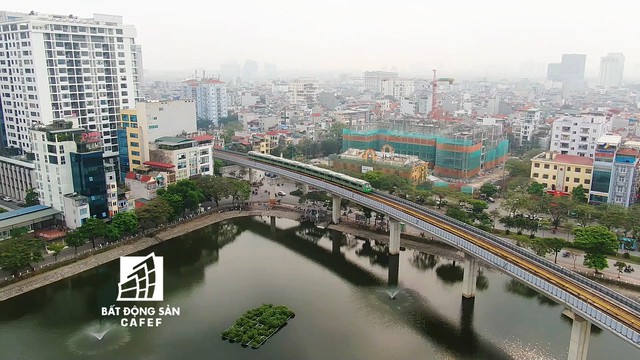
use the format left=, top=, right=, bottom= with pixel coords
left=1, top=196, right=11, bottom=202
left=277, top=191, right=286, bottom=196
left=487, top=197, right=495, bottom=203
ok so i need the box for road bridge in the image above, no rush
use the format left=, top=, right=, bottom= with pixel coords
left=214, top=149, right=640, bottom=358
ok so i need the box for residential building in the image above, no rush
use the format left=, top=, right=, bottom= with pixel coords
left=330, top=148, right=429, bottom=185
left=549, top=113, right=612, bottom=158
left=0, top=11, right=141, bottom=154
left=181, top=79, right=228, bottom=125
left=124, top=170, right=169, bottom=200
left=364, top=71, right=397, bottom=93
left=588, top=135, right=639, bottom=207
left=147, top=135, right=214, bottom=181
left=609, top=148, right=639, bottom=207
left=333, top=109, right=370, bottom=126
left=599, top=53, right=625, bottom=88
left=381, top=78, right=415, bottom=99
left=511, top=108, right=542, bottom=147
left=287, top=78, right=319, bottom=108
left=30, top=120, right=115, bottom=225
left=118, top=100, right=196, bottom=175
left=62, top=193, right=89, bottom=229
left=0, top=154, right=35, bottom=202
left=530, top=152, right=593, bottom=194
left=547, top=54, right=586, bottom=83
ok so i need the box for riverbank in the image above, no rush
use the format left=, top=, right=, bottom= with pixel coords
left=0, top=207, right=302, bottom=302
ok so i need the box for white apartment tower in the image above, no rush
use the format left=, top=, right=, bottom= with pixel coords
left=599, top=53, right=625, bottom=88
left=0, top=11, right=141, bottom=155
left=549, top=113, right=612, bottom=158
left=196, top=79, right=227, bottom=124
left=287, top=78, right=319, bottom=108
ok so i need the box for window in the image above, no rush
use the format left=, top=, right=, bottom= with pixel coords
left=584, top=179, right=590, bottom=184
left=131, top=151, right=140, bottom=156
left=542, top=174, right=549, bottom=179
left=544, top=164, right=550, bottom=169
left=132, top=160, right=141, bottom=165
left=567, top=167, right=571, bottom=171
left=575, top=168, right=581, bottom=173
left=130, top=141, right=139, bottom=147
left=532, top=173, right=539, bottom=178
left=534, top=163, right=540, bottom=168
left=586, top=169, right=592, bottom=174
left=129, top=133, right=138, bottom=138
left=574, top=178, right=580, bottom=183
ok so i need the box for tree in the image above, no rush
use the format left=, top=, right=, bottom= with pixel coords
left=544, top=237, right=567, bottom=263
left=488, top=209, right=500, bottom=230
left=195, top=175, right=232, bottom=207
left=501, top=189, right=531, bottom=215
left=573, top=225, right=618, bottom=274
left=541, top=195, right=572, bottom=229
left=320, top=139, right=341, bottom=156
left=64, top=230, right=87, bottom=255
left=213, top=160, right=225, bottom=176
left=614, top=261, right=627, bottom=279
left=505, top=158, right=531, bottom=178
left=596, top=204, right=627, bottom=231
left=432, top=187, right=454, bottom=209
left=79, top=217, right=109, bottom=248
left=197, top=118, right=213, bottom=130
left=526, top=237, right=551, bottom=257
left=0, top=229, right=43, bottom=274
left=361, top=206, right=373, bottom=224
left=527, top=181, right=545, bottom=197
left=479, top=182, right=498, bottom=198
left=135, top=197, right=173, bottom=230
left=571, top=185, right=588, bottom=204
left=573, top=204, right=595, bottom=227
left=157, top=179, right=205, bottom=218
left=446, top=206, right=471, bottom=223
left=229, top=179, right=251, bottom=203
left=105, top=225, right=121, bottom=241
left=48, top=243, right=65, bottom=261
left=24, top=188, right=39, bottom=206
left=111, top=211, right=139, bottom=236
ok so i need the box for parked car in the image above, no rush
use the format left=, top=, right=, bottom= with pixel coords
left=1, top=196, right=11, bottom=202
left=487, top=197, right=495, bottom=203
left=277, top=191, right=287, bottom=196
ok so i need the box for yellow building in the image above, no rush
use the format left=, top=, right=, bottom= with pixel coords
left=530, top=152, right=593, bottom=194
left=119, top=109, right=144, bottom=169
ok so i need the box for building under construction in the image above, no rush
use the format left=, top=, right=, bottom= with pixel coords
left=342, top=122, right=509, bottom=179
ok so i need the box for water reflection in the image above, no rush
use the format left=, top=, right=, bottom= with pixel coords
left=436, top=262, right=464, bottom=285
left=504, top=279, right=559, bottom=308
left=356, top=239, right=390, bottom=268
left=408, top=251, right=439, bottom=271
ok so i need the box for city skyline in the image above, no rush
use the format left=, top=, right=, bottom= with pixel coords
left=6, top=1, right=640, bottom=80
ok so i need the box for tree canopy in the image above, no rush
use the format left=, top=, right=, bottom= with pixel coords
left=0, top=228, right=43, bottom=274
left=573, top=225, right=618, bottom=273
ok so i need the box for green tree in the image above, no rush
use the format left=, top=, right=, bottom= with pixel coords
left=544, top=237, right=567, bottom=263
left=320, top=139, right=341, bottom=156
left=571, top=185, right=588, bottom=204
left=135, top=197, right=173, bottom=229
left=111, top=211, right=139, bottom=236
left=573, top=225, right=618, bottom=273
left=597, top=204, right=627, bottom=231
left=0, top=229, right=43, bottom=274
left=446, top=206, right=470, bottom=223
left=527, top=181, right=545, bottom=197
left=526, top=237, right=551, bottom=256
left=614, top=261, right=627, bottom=279
left=79, top=217, right=108, bottom=248
left=505, top=158, right=531, bottom=177
left=157, top=179, right=205, bottom=218
left=540, top=195, right=572, bottom=229
left=48, top=243, right=65, bottom=261
left=24, top=188, right=39, bottom=206
left=432, top=187, right=454, bottom=209
left=229, top=179, right=251, bottom=203
left=196, top=118, right=213, bottom=130
left=501, top=189, right=531, bottom=215
left=64, top=230, right=87, bottom=255
left=195, top=175, right=232, bottom=207
left=479, top=182, right=498, bottom=198
left=213, top=159, right=225, bottom=176
left=105, top=225, right=121, bottom=241
left=573, top=204, right=596, bottom=227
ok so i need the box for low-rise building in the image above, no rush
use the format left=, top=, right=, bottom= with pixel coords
left=330, top=148, right=430, bottom=185
left=62, top=193, right=90, bottom=230
left=0, top=205, right=61, bottom=240
left=147, top=136, right=214, bottom=181
left=530, top=152, right=593, bottom=194
left=0, top=155, right=36, bottom=202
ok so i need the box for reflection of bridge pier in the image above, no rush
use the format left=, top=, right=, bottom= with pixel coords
left=460, top=297, right=475, bottom=340
left=330, top=231, right=342, bottom=255
left=270, top=216, right=276, bottom=233
left=388, top=254, right=399, bottom=288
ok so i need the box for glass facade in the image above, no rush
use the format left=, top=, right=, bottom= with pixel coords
left=71, top=151, right=108, bottom=219
left=591, top=169, right=611, bottom=193
left=117, top=129, right=129, bottom=182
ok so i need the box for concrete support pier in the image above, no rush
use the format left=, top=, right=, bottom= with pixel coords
left=302, top=184, right=309, bottom=195
left=563, top=309, right=590, bottom=360
left=270, top=216, right=276, bottom=233
left=247, top=168, right=254, bottom=183
left=462, top=254, right=478, bottom=298
left=388, top=218, right=401, bottom=255
left=269, top=182, right=277, bottom=205
left=331, top=195, right=341, bottom=224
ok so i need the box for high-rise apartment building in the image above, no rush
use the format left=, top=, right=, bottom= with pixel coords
left=364, top=71, right=397, bottom=93
left=547, top=54, right=586, bottom=83
left=0, top=11, right=141, bottom=155
left=549, top=113, right=612, bottom=158
left=287, top=78, right=319, bottom=108
left=181, top=79, right=228, bottom=125
left=599, top=53, right=625, bottom=88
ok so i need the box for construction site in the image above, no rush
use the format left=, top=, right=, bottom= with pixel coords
left=342, top=122, right=509, bottom=179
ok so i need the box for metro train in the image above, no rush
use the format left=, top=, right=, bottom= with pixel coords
left=246, top=151, right=372, bottom=193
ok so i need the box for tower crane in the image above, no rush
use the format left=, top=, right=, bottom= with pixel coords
left=429, top=69, right=455, bottom=120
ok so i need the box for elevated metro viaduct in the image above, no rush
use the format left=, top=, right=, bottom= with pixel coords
left=214, top=149, right=640, bottom=360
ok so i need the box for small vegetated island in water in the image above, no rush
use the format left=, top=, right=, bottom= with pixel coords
left=221, top=304, right=295, bottom=348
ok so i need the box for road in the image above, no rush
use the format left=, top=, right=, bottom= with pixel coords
left=0, top=198, right=21, bottom=212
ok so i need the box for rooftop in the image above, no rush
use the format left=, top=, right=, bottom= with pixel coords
left=190, top=134, right=214, bottom=142
left=143, top=161, right=175, bottom=169
left=533, top=152, right=593, bottom=166
left=0, top=205, right=60, bottom=230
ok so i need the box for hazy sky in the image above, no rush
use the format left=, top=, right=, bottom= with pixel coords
left=7, top=1, right=640, bottom=79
